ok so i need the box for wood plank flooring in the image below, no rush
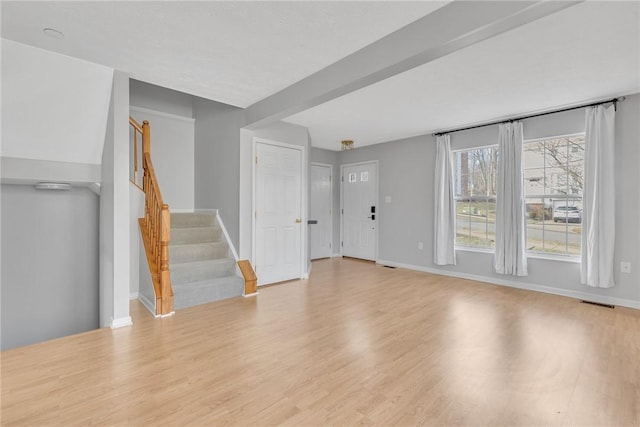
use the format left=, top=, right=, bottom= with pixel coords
left=2, top=258, right=639, bottom=426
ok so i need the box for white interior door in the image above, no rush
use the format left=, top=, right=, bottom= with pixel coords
left=255, top=142, right=302, bottom=285
left=341, top=162, right=377, bottom=261
left=310, top=164, right=332, bottom=260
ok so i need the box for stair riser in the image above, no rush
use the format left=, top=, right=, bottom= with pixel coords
left=171, top=212, right=217, bottom=228
left=171, top=227, right=222, bottom=244
left=170, top=242, right=229, bottom=263
left=171, top=260, right=236, bottom=284
left=173, top=277, right=244, bottom=310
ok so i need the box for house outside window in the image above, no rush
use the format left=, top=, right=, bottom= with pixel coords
left=523, top=134, right=584, bottom=256
left=453, top=134, right=584, bottom=257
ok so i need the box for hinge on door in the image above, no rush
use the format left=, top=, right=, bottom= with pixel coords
left=255, top=210, right=257, bottom=219
left=330, top=243, right=332, bottom=249
left=341, top=176, right=344, bottom=182
left=341, top=241, right=343, bottom=247
left=255, top=156, right=258, bottom=164
left=341, top=208, right=344, bottom=214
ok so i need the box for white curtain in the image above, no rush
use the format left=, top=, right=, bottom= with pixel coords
left=494, top=121, right=528, bottom=276
left=581, top=105, right=616, bottom=288
left=434, top=134, right=456, bottom=265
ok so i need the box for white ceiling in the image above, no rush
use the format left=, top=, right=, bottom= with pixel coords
left=285, top=1, right=640, bottom=150
left=2, top=1, right=638, bottom=152
left=1, top=1, right=445, bottom=108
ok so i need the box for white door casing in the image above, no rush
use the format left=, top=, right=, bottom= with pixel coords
left=253, top=141, right=303, bottom=285
left=341, top=161, right=378, bottom=261
left=310, top=163, right=332, bottom=260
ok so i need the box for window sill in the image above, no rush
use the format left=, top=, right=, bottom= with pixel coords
left=455, top=246, right=495, bottom=255
left=454, top=247, right=581, bottom=264
left=526, top=252, right=581, bottom=264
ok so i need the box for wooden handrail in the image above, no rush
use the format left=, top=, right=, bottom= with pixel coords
left=129, top=116, right=143, bottom=133
left=131, top=118, right=173, bottom=315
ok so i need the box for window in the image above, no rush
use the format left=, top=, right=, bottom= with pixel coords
left=523, top=134, right=584, bottom=256
left=454, top=146, right=498, bottom=248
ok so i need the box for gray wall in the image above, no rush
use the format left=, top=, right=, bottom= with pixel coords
left=1, top=185, right=100, bottom=350
left=330, top=93, right=640, bottom=307
left=193, top=97, right=245, bottom=248
left=130, top=79, right=194, bottom=118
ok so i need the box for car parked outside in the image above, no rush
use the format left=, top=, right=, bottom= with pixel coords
left=553, top=206, right=582, bottom=223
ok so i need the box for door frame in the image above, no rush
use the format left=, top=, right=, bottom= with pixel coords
left=340, top=160, right=379, bottom=261
left=310, top=162, right=333, bottom=260
left=252, top=137, right=307, bottom=282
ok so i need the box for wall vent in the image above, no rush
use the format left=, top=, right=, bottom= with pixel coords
left=581, top=300, right=615, bottom=309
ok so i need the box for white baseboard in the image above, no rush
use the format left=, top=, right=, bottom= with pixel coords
left=332, top=253, right=342, bottom=258
left=110, top=316, right=133, bottom=328
left=157, top=311, right=175, bottom=318
left=137, top=293, right=156, bottom=316
left=243, top=292, right=259, bottom=298
left=303, top=263, right=312, bottom=279
left=376, top=258, right=640, bottom=310
left=129, top=292, right=139, bottom=300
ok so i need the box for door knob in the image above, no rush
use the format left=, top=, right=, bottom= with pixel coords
left=295, top=218, right=302, bottom=223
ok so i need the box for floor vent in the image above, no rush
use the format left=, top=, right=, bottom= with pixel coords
left=581, top=300, right=615, bottom=309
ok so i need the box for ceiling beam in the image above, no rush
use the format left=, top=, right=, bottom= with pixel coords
left=244, top=0, right=581, bottom=130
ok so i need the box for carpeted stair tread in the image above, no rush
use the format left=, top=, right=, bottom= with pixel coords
left=171, top=211, right=217, bottom=228
left=163, top=210, right=243, bottom=310
left=171, top=258, right=236, bottom=284
left=171, top=226, right=222, bottom=244
left=173, top=275, right=244, bottom=310
left=170, top=241, right=229, bottom=263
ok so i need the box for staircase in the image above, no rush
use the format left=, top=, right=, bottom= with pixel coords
left=170, top=211, right=244, bottom=310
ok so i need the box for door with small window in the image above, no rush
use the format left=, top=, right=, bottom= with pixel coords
left=341, top=162, right=377, bottom=261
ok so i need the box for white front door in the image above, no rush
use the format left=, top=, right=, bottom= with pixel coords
left=310, top=164, right=332, bottom=260
left=255, top=142, right=302, bottom=285
left=341, top=162, right=377, bottom=261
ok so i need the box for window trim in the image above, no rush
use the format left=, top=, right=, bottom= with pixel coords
left=522, top=132, right=585, bottom=258
left=453, top=145, right=499, bottom=250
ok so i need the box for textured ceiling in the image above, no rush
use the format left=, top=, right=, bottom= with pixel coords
left=284, top=1, right=640, bottom=150
left=1, top=1, right=446, bottom=108
left=2, top=1, right=638, bottom=152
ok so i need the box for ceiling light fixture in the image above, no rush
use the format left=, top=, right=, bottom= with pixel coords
left=43, top=28, right=64, bottom=39
left=341, top=140, right=354, bottom=151
left=35, top=182, right=71, bottom=191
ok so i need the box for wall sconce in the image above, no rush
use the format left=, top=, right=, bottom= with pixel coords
left=341, top=139, right=354, bottom=151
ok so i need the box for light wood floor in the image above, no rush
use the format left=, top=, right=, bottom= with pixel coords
left=2, top=258, right=639, bottom=426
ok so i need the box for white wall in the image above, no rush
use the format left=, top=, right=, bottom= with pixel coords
left=1, top=39, right=112, bottom=165
left=337, top=93, right=640, bottom=308
left=130, top=107, right=195, bottom=212
left=100, top=71, right=131, bottom=328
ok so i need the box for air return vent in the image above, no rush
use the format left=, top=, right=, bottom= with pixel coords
left=581, top=300, right=615, bottom=309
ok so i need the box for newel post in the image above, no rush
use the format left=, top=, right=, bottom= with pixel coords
left=160, top=204, right=173, bottom=314
left=142, top=120, right=151, bottom=154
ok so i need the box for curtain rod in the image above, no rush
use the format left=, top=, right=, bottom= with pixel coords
left=433, top=96, right=625, bottom=137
